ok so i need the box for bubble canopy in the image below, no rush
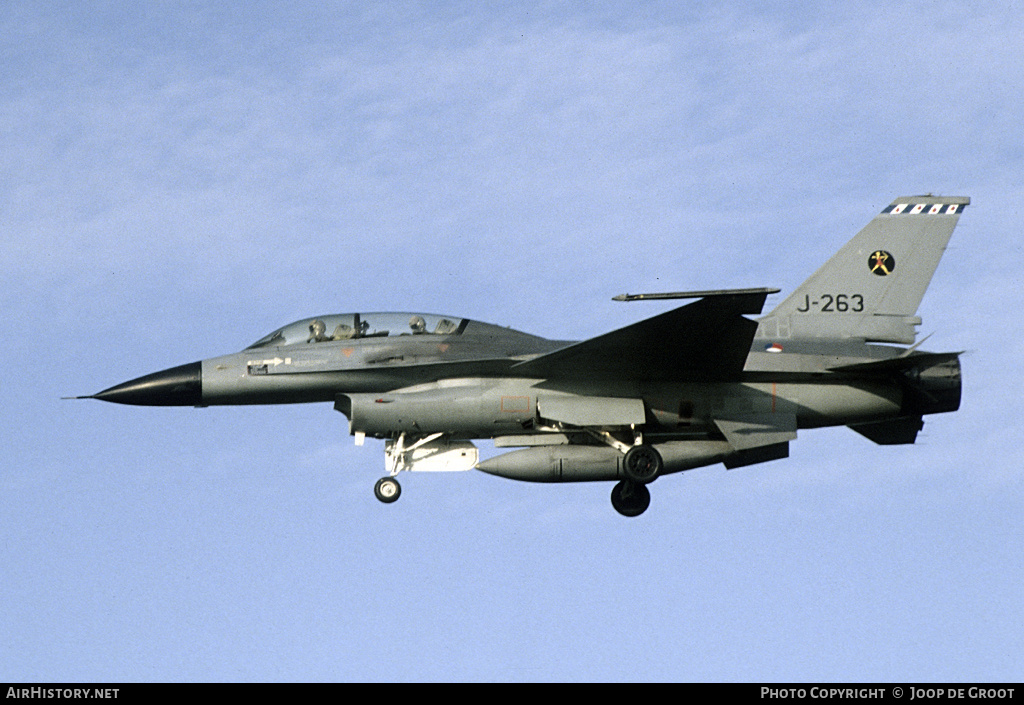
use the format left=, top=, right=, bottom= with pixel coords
left=245, top=312, right=476, bottom=350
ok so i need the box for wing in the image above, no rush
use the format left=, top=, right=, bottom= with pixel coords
left=511, top=290, right=772, bottom=381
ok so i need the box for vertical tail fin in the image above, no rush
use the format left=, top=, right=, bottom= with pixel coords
left=757, top=196, right=969, bottom=344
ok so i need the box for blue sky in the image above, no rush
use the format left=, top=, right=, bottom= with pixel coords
left=2, top=1, right=1022, bottom=682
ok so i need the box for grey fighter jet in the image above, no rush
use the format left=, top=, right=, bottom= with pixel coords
left=76, top=196, right=968, bottom=516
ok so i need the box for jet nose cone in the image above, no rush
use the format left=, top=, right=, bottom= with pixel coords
left=92, top=361, right=203, bottom=406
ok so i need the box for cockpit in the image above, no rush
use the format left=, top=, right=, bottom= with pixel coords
left=246, top=312, right=469, bottom=350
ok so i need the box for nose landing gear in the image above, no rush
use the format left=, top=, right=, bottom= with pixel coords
left=374, top=476, right=401, bottom=503
left=370, top=432, right=479, bottom=504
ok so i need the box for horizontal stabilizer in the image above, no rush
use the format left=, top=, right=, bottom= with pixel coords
left=849, top=416, right=924, bottom=445
left=828, top=351, right=961, bottom=375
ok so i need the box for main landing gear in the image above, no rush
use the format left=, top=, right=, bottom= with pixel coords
left=623, top=444, right=662, bottom=484
left=580, top=430, right=664, bottom=517
left=611, top=480, right=650, bottom=517
left=613, top=444, right=662, bottom=517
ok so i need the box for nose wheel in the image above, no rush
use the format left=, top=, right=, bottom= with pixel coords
left=374, top=476, right=402, bottom=503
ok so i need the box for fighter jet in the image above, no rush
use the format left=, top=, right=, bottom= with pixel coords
left=74, top=196, right=968, bottom=516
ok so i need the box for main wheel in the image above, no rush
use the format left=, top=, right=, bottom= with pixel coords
left=623, top=444, right=662, bottom=484
left=374, top=476, right=402, bottom=504
left=610, top=480, right=650, bottom=517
